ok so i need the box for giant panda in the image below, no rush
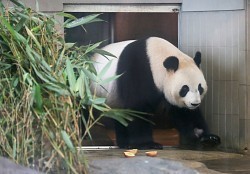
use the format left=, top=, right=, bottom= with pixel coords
left=92, top=37, right=220, bottom=149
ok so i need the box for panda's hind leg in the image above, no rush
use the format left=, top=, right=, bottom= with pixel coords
left=115, top=117, right=162, bottom=149
left=114, top=121, right=129, bottom=148
left=126, top=117, right=162, bottom=149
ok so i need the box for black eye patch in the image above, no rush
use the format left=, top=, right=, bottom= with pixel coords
left=179, top=85, right=189, bottom=97
left=198, top=83, right=204, bottom=95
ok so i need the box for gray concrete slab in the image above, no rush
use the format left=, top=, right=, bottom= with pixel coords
left=84, top=147, right=248, bottom=174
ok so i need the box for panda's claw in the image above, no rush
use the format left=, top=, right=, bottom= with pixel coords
left=200, top=134, right=221, bottom=147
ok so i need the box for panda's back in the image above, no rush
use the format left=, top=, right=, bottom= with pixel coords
left=92, top=40, right=135, bottom=106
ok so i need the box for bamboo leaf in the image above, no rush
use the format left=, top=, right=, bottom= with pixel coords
left=43, top=84, right=69, bottom=95
left=15, top=32, right=28, bottom=44
left=103, top=113, right=129, bottom=127
left=0, top=16, right=17, bottom=39
left=14, top=17, right=27, bottom=32
left=55, top=45, right=66, bottom=72
left=23, top=72, right=33, bottom=86
left=12, top=138, right=16, bottom=159
left=0, top=16, right=26, bottom=43
left=84, top=77, right=92, bottom=99
left=98, top=59, right=113, bottom=78
left=31, top=64, right=50, bottom=84
left=94, top=48, right=117, bottom=59
left=61, top=130, right=76, bottom=153
left=65, top=43, right=75, bottom=50
left=0, top=1, right=4, bottom=15
left=57, top=12, right=77, bottom=20
left=66, top=59, right=76, bottom=93
left=10, top=0, right=25, bottom=8
left=0, top=62, right=11, bottom=71
left=81, top=116, right=92, bottom=140
left=92, top=104, right=109, bottom=112
left=25, top=25, right=42, bottom=51
left=82, top=68, right=98, bottom=82
left=85, top=41, right=102, bottom=55
left=33, top=84, right=43, bottom=110
left=64, top=14, right=102, bottom=28
left=12, top=77, right=19, bottom=88
left=75, top=71, right=85, bottom=99
left=99, top=74, right=122, bottom=85
left=90, top=98, right=106, bottom=105
left=30, top=48, right=52, bottom=72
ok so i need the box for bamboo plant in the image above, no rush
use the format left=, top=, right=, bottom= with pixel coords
left=0, top=0, right=144, bottom=173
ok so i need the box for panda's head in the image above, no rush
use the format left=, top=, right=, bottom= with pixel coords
left=163, top=52, right=207, bottom=109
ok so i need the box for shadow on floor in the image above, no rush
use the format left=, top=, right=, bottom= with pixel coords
left=202, top=155, right=250, bottom=174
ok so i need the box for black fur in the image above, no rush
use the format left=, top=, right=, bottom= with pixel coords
left=113, top=38, right=220, bottom=149
left=163, top=56, right=179, bottom=72
left=194, top=51, right=201, bottom=67
left=116, top=38, right=163, bottom=149
left=167, top=104, right=220, bottom=149
left=198, top=83, right=204, bottom=95
left=179, top=85, right=189, bottom=97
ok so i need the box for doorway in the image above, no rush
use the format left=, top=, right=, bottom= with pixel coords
left=114, top=12, right=178, bottom=47
left=65, top=12, right=179, bottom=147
left=65, top=12, right=178, bottom=47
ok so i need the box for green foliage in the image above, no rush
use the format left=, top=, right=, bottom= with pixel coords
left=0, top=1, right=145, bottom=173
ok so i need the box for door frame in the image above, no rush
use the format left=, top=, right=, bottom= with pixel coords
left=63, top=4, right=181, bottom=45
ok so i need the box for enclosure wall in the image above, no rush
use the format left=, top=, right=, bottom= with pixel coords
left=179, top=6, right=247, bottom=151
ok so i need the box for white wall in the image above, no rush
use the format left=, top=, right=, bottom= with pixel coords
left=179, top=6, right=247, bottom=151
left=182, top=0, right=244, bottom=11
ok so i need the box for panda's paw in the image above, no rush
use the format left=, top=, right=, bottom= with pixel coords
left=128, top=142, right=163, bottom=150
left=200, top=134, right=221, bottom=148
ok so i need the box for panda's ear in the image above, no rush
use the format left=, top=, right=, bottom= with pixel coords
left=194, top=51, right=201, bottom=68
left=163, top=56, right=179, bottom=72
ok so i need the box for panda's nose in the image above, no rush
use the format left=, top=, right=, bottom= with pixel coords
left=191, top=103, right=200, bottom=107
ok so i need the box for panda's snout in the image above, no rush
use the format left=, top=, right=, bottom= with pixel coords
left=183, top=91, right=201, bottom=109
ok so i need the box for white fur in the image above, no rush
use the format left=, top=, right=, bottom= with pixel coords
left=168, top=67, right=207, bottom=109
left=146, top=37, right=207, bottom=109
left=92, top=37, right=207, bottom=109
left=92, top=40, right=135, bottom=106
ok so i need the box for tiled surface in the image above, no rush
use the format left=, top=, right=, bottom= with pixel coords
left=247, top=51, right=250, bottom=85
left=248, top=86, right=250, bottom=119
left=179, top=10, right=246, bottom=150
left=247, top=3, right=250, bottom=89
left=239, top=119, right=247, bottom=150
left=239, top=85, right=247, bottom=119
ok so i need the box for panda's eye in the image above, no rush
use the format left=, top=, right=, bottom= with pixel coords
left=198, top=83, right=204, bottom=95
left=179, top=85, right=189, bottom=97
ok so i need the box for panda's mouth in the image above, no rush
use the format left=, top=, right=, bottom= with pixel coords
left=185, top=103, right=200, bottom=109
left=191, top=103, right=200, bottom=107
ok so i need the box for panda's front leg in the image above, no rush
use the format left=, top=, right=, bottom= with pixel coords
left=170, top=107, right=221, bottom=149
left=178, top=127, right=221, bottom=149
left=198, top=131, right=221, bottom=148
left=191, top=111, right=221, bottom=149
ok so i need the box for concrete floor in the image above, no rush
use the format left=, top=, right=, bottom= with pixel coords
left=84, top=147, right=250, bottom=174
left=202, top=155, right=250, bottom=174
left=85, top=127, right=250, bottom=173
